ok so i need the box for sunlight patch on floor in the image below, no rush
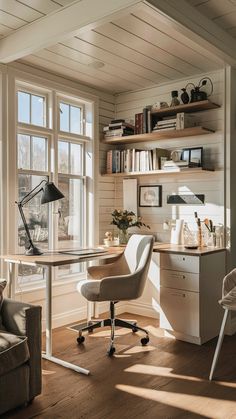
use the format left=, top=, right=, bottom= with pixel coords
left=123, top=345, right=156, bottom=354
left=42, top=369, right=56, bottom=375
left=116, top=385, right=236, bottom=418
left=145, top=325, right=164, bottom=338
left=124, top=364, right=203, bottom=382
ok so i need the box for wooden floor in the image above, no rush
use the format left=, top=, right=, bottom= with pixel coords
left=4, top=313, right=236, bottom=419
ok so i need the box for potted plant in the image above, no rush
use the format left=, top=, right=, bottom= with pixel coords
left=111, top=209, right=150, bottom=244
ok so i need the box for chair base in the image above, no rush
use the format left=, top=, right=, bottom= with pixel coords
left=76, top=302, right=149, bottom=355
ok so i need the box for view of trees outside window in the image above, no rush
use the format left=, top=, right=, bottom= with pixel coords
left=57, top=140, right=84, bottom=276
left=16, top=86, right=87, bottom=287
left=18, top=175, right=48, bottom=284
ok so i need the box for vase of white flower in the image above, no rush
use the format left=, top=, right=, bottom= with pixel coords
left=111, top=209, right=150, bottom=244
left=118, top=229, right=129, bottom=245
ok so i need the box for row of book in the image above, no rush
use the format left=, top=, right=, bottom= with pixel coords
left=106, top=148, right=170, bottom=174
left=103, top=119, right=134, bottom=138
left=135, top=106, right=152, bottom=134
left=103, top=112, right=199, bottom=140
left=152, top=112, right=198, bottom=132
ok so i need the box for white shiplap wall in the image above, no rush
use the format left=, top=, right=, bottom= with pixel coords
left=102, top=70, right=225, bottom=316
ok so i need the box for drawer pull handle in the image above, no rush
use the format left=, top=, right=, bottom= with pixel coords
left=183, top=257, right=185, bottom=261
left=183, top=275, right=185, bottom=279
left=170, top=292, right=186, bottom=298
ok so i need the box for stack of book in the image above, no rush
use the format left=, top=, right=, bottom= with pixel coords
left=162, top=160, right=189, bottom=171
left=153, top=117, right=176, bottom=132
left=152, top=112, right=199, bottom=132
left=106, top=148, right=170, bottom=174
left=103, top=119, right=134, bottom=139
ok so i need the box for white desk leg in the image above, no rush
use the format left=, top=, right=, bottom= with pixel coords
left=45, top=265, right=52, bottom=356
left=8, top=262, right=16, bottom=299
left=42, top=266, right=90, bottom=375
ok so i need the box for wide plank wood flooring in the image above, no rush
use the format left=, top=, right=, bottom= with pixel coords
left=4, top=313, right=236, bottom=419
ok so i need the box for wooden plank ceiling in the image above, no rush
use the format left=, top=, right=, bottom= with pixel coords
left=0, top=0, right=75, bottom=37
left=0, top=0, right=226, bottom=93
left=187, top=0, right=236, bottom=38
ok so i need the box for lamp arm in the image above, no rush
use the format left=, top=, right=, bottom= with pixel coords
left=19, top=179, right=47, bottom=206
left=17, top=203, right=34, bottom=249
left=19, top=187, right=44, bottom=206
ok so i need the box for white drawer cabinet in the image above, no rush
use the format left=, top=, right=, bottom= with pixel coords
left=160, top=287, right=200, bottom=338
left=159, top=249, right=226, bottom=345
left=161, top=269, right=199, bottom=292
left=161, top=253, right=199, bottom=274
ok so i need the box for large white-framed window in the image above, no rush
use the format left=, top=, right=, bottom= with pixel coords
left=15, top=80, right=95, bottom=290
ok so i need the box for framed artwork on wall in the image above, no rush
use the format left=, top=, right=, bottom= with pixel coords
left=139, top=185, right=162, bottom=207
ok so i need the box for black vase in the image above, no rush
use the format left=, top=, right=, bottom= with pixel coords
left=181, top=88, right=189, bottom=104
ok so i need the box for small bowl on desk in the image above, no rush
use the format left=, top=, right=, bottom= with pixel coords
left=103, top=238, right=120, bottom=247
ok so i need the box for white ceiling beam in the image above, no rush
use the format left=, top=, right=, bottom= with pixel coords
left=146, top=0, right=236, bottom=66
left=0, top=0, right=142, bottom=63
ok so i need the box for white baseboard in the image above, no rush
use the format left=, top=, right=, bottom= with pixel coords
left=117, top=301, right=159, bottom=319
left=42, top=306, right=88, bottom=331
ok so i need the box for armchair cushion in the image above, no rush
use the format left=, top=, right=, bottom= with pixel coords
left=0, top=331, right=29, bottom=376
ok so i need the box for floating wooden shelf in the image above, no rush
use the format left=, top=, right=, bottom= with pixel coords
left=102, top=168, right=216, bottom=177
left=102, top=126, right=214, bottom=145
left=150, top=100, right=220, bottom=117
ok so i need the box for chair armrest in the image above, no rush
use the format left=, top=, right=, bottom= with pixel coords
left=1, top=298, right=42, bottom=399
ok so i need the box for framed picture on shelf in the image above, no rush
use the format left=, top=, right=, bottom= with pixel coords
left=139, top=185, right=162, bottom=207
left=181, top=147, right=203, bottom=167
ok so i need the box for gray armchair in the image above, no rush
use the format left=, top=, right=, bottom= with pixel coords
left=0, top=298, right=42, bottom=415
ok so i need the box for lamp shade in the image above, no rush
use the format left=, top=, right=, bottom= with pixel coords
left=41, top=182, right=64, bottom=204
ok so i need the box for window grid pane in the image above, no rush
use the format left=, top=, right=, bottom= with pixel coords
left=18, top=91, right=30, bottom=124
left=59, top=102, right=82, bottom=135
left=18, top=91, right=46, bottom=127
left=17, top=134, right=48, bottom=172
left=18, top=134, right=30, bottom=170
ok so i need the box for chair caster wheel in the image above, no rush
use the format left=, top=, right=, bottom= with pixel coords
left=141, top=336, right=149, bottom=346
left=132, top=323, right=138, bottom=333
left=88, top=327, right=94, bottom=333
left=107, top=346, right=116, bottom=356
left=77, top=335, right=85, bottom=344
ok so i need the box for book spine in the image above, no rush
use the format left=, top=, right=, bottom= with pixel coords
left=106, top=150, right=112, bottom=174
left=135, top=113, right=139, bottom=135
left=135, top=151, right=140, bottom=171
left=132, top=149, right=135, bottom=172
left=147, top=109, right=151, bottom=133
left=143, top=107, right=147, bottom=134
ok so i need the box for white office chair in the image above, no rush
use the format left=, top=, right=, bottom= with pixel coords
left=77, top=234, right=154, bottom=356
left=209, top=268, right=236, bottom=380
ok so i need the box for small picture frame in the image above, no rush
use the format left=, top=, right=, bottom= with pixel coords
left=139, top=185, right=162, bottom=207
left=181, top=147, right=203, bottom=167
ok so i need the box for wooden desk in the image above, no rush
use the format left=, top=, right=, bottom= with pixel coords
left=2, top=249, right=122, bottom=375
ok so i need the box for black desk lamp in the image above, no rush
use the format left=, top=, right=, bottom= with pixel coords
left=16, top=180, right=64, bottom=256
